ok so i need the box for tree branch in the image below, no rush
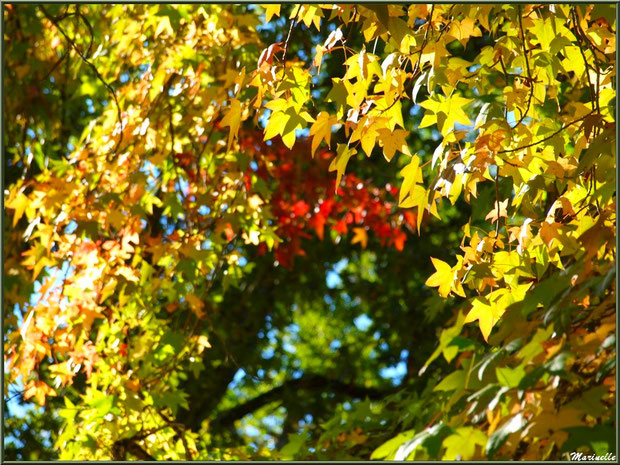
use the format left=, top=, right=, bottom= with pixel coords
left=498, top=110, right=595, bottom=154
left=40, top=5, right=124, bottom=157
left=213, top=373, right=395, bottom=427
left=282, top=4, right=302, bottom=65
left=512, top=5, right=533, bottom=129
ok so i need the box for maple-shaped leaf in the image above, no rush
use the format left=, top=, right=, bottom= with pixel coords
left=348, top=115, right=385, bottom=157
left=326, top=78, right=348, bottom=119
left=265, top=107, right=312, bottom=149
left=485, top=199, right=509, bottom=224
left=425, top=258, right=455, bottom=298
left=309, top=111, right=336, bottom=156
left=443, top=427, right=487, bottom=460
left=351, top=227, right=368, bottom=249
left=344, top=49, right=380, bottom=82
left=6, top=191, right=29, bottom=227
left=264, top=103, right=314, bottom=149
left=220, top=98, right=242, bottom=152
left=399, top=155, right=422, bottom=204
left=377, top=128, right=411, bottom=161
left=463, top=296, right=501, bottom=342
left=24, top=379, right=56, bottom=406
left=261, top=4, right=281, bottom=23
left=447, top=18, right=482, bottom=43
left=399, top=184, right=428, bottom=234
left=419, top=94, right=473, bottom=135
left=295, top=4, right=322, bottom=30
left=360, top=125, right=379, bottom=157
left=464, top=284, right=529, bottom=342
left=329, top=144, right=357, bottom=190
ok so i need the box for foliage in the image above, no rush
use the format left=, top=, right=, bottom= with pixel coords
left=3, top=3, right=616, bottom=461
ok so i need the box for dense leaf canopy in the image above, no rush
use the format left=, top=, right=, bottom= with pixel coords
left=3, top=3, right=616, bottom=461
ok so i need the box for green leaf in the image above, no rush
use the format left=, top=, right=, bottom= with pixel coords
left=577, top=128, right=615, bottom=174
left=395, top=423, right=452, bottom=460
left=477, top=348, right=504, bottom=381
left=561, top=425, right=615, bottom=456
left=326, top=79, right=348, bottom=118
left=495, top=365, right=525, bottom=388
left=280, top=432, right=308, bottom=459
left=433, top=369, right=466, bottom=392
left=371, top=430, right=416, bottom=460
left=442, top=427, right=487, bottom=460
left=518, top=365, right=546, bottom=390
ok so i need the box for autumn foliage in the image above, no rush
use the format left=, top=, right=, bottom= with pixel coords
left=3, top=3, right=616, bottom=461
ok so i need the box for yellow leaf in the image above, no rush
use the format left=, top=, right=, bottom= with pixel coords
left=220, top=99, right=242, bottom=152
left=6, top=191, right=29, bottom=227
left=248, top=194, right=264, bottom=210
left=351, top=227, right=368, bottom=249
left=329, top=144, right=357, bottom=190
left=443, top=427, right=487, bottom=460
left=400, top=184, right=427, bottom=234
left=377, top=128, right=411, bottom=161
left=425, top=258, right=454, bottom=298
left=399, top=155, right=422, bottom=204
left=243, top=229, right=261, bottom=245
left=419, top=94, right=473, bottom=134
left=312, top=45, right=324, bottom=74
left=447, top=18, right=482, bottom=43
left=155, top=16, right=173, bottom=38
left=309, top=111, right=336, bottom=156
left=32, top=256, right=54, bottom=282
left=349, top=116, right=387, bottom=157
left=264, top=106, right=313, bottom=149
left=464, top=297, right=497, bottom=342
left=99, top=278, right=117, bottom=304
left=360, top=126, right=379, bottom=157
left=261, top=4, right=280, bottom=23
left=296, top=5, right=322, bottom=30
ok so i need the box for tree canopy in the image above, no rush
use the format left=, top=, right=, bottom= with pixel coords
left=3, top=3, right=616, bottom=461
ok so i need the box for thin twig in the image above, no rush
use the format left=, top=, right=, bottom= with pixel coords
left=41, top=5, right=124, bottom=157
left=512, top=6, right=533, bottom=128
left=154, top=408, right=193, bottom=460
left=76, top=6, right=95, bottom=58
left=571, top=8, right=598, bottom=115
left=494, top=171, right=501, bottom=239
left=412, top=5, right=435, bottom=76
left=40, top=48, right=70, bottom=83
left=497, top=111, right=595, bottom=154
left=281, top=4, right=302, bottom=65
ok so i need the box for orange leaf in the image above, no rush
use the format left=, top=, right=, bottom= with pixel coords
left=351, top=227, right=368, bottom=249
left=485, top=199, right=508, bottom=224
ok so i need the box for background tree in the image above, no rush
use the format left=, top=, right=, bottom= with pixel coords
left=3, top=3, right=616, bottom=461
